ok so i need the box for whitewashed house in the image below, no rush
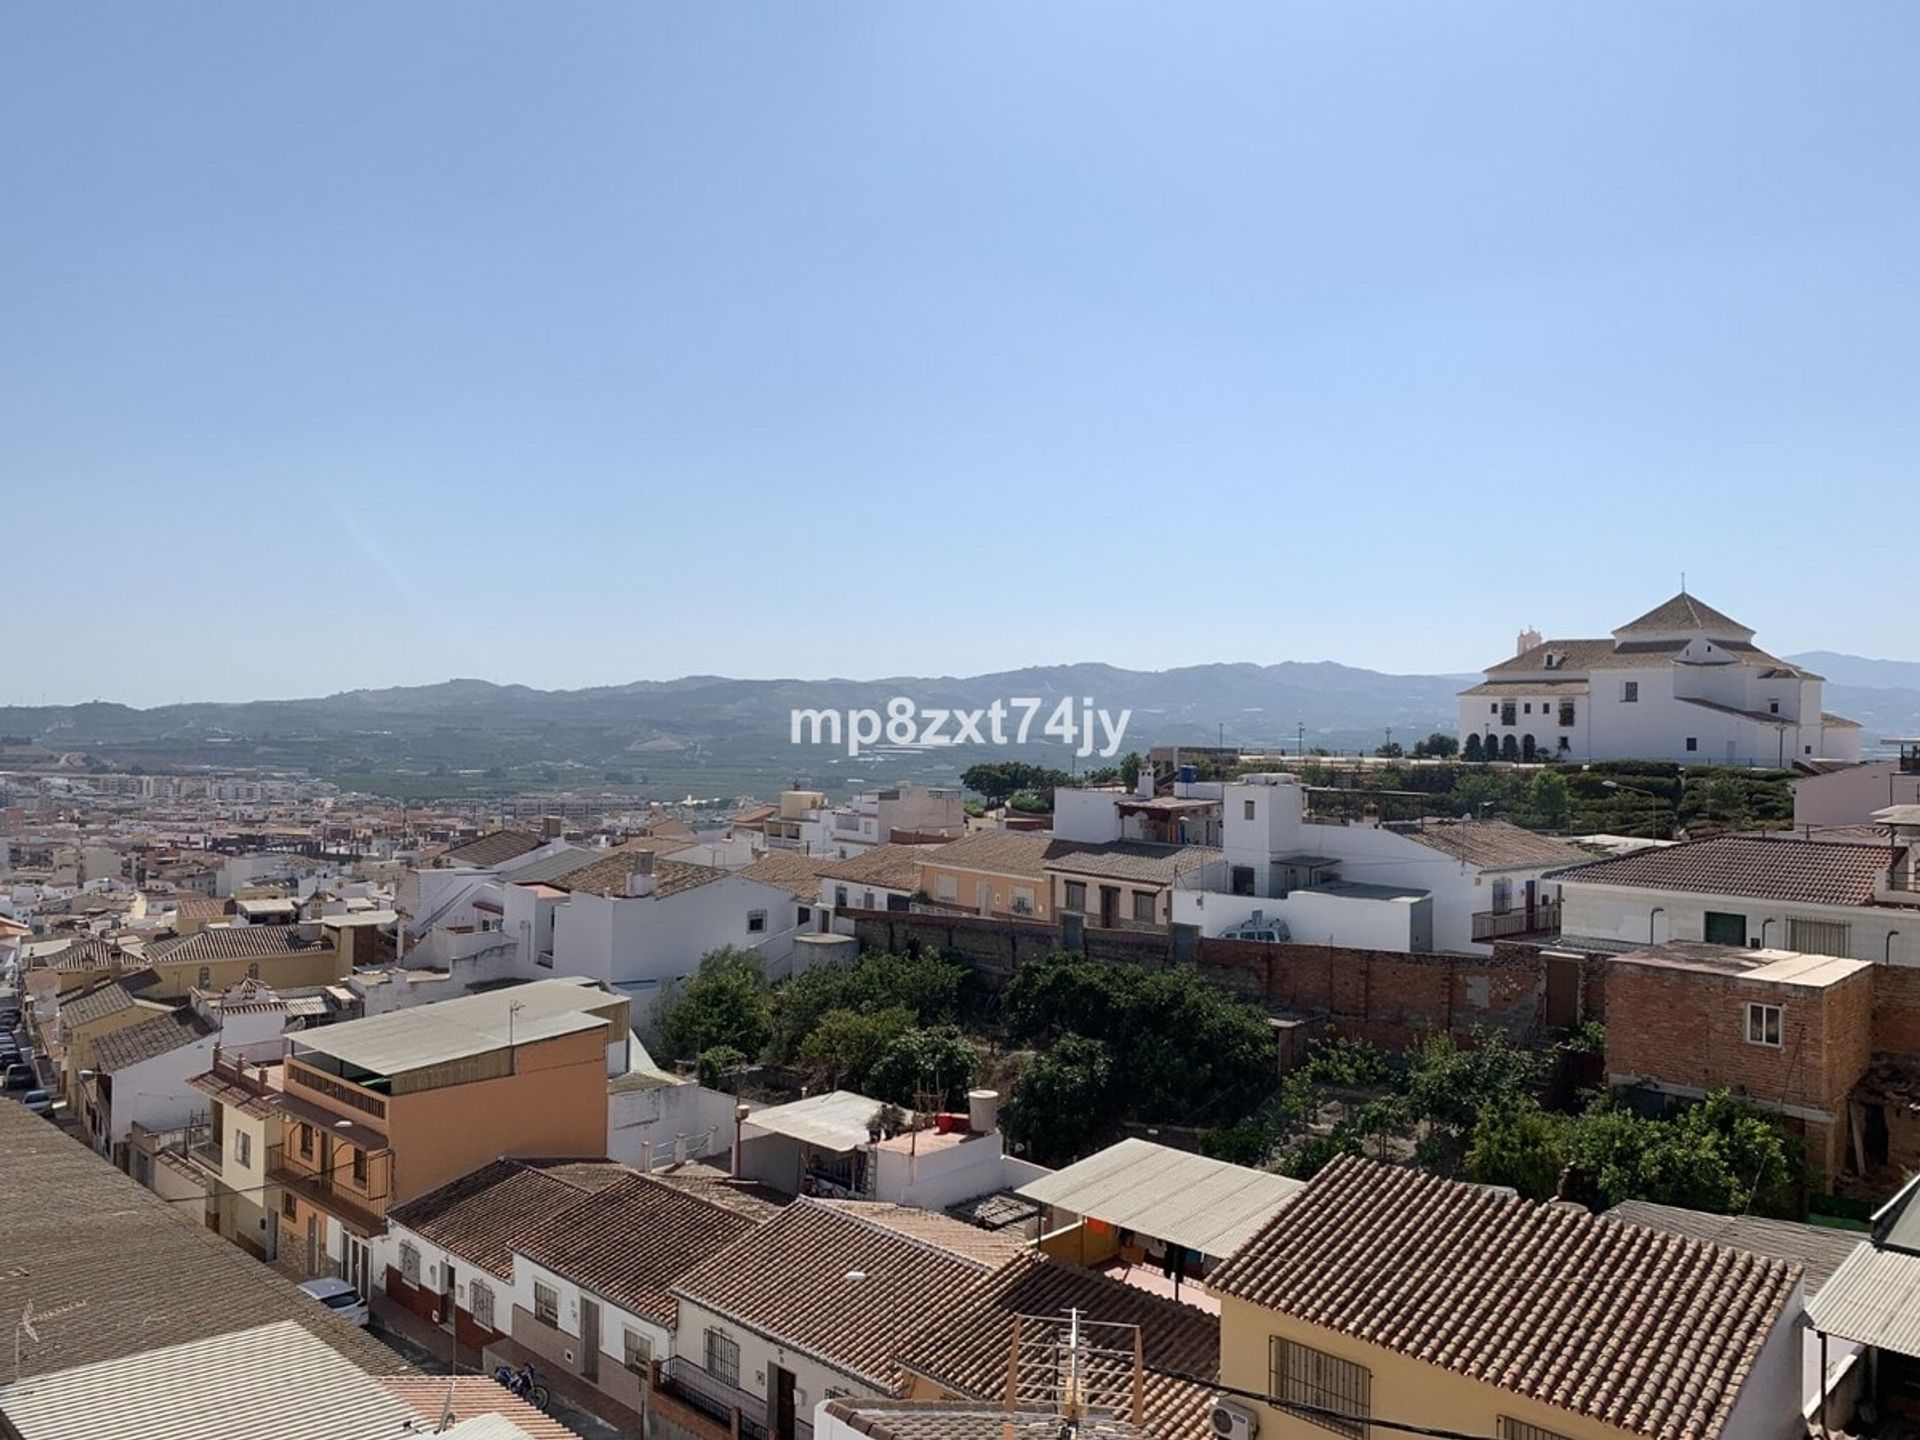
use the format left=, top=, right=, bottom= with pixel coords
left=1458, top=593, right=1863, bottom=766
left=1171, top=774, right=1588, bottom=953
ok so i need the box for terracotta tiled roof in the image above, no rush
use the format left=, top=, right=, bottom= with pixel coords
left=673, top=1197, right=1001, bottom=1391
left=1604, top=1201, right=1861, bottom=1297
left=381, top=1376, right=579, bottom=1440
left=172, top=894, right=231, bottom=921
left=442, top=830, right=543, bottom=867
left=739, top=850, right=833, bottom=900
left=1397, top=819, right=1590, bottom=873
left=894, top=1250, right=1217, bottom=1440
left=58, top=975, right=160, bottom=1031
left=1208, top=1157, right=1800, bottom=1440
left=553, top=844, right=729, bottom=900
left=641, top=1160, right=789, bottom=1223
left=150, top=926, right=337, bottom=964
left=1615, top=593, right=1754, bottom=637
left=387, top=1158, right=633, bottom=1280
left=812, top=1200, right=1028, bottom=1267
left=823, top=1400, right=1140, bottom=1440
left=1559, top=834, right=1897, bottom=907
left=92, top=1010, right=214, bottom=1072
left=918, top=831, right=1057, bottom=881
left=519, top=1172, right=768, bottom=1326
left=38, top=938, right=131, bottom=974
left=817, top=845, right=926, bottom=893
left=1043, top=842, right=1222, bottom=886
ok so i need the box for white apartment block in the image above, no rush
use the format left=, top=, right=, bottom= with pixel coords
left=1458, top=593, right=1862, bottom=767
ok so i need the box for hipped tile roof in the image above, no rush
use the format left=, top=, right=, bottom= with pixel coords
left=739, top=850, right=834, bottom=899
left=1208, top=1157, right=1800, bottom=1440
left=817, top=844, right=929, bottom=893
left=92, top=1009, right=214, bottom=1072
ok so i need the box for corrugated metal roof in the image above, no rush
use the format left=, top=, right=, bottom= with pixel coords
left=1015, top=1138, right=1304, bottom=1260
left=0, top=1320, right=421, bottom=1439
left=1806, top=1242, right=1920, bottom=1353
left=294, top=976, right=618, bottom=1075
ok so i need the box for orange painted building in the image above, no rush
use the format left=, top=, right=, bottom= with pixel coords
left=267, top=978, right=628, bottom=1289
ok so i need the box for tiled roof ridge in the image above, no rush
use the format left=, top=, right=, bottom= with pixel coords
left=802, top=1197, right=1003, bottom=1272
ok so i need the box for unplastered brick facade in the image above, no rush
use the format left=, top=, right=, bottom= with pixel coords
left=1605, top=949, right=1874, bottom=1184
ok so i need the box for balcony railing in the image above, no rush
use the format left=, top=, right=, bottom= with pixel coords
left=661, top=1357, right=769, bottom=1440
left=1471, top=900, right=1561, bottom=942
left=267, top=1142, right=392, bottom=1232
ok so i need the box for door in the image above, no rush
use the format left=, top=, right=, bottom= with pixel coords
left=440, top=1261, right=455, bottom=1329
left=1704, top=911, right=1748, bottom=947
left=580, top=1297, right=600, bottom=1382
left=1099, top=886, right=1119, bottom=929
left=306, top=1215, right=321, bottom=1276
left=1545, top=955, right=1580, bottom=1029
left=769, top=1364, right=797, bottom=1440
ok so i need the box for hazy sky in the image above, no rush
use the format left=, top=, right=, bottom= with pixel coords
left=5, top=4, right=1917, bottom=707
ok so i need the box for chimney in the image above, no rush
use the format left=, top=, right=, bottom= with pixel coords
left=625, top=849, right=658, bottom=898
left=673, top=1133, right=688, bottom=1165
left=731, top=1103, right=751, bottom=1177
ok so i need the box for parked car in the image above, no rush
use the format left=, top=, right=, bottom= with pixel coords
left=4, top=1064, right=33, bottom=1091
left=297, top=1278, right=370, bottom=1327
left=20, top=1090, right=51, bottom=1117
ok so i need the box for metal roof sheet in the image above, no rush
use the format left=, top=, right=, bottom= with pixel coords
left=1806, top=1242, right=1920, bottom=1354
left=741, top=1089, right=906, bottom=1152
left=1015, top=1137, right=1304, bottom=1260
left=0, top=1320, right=420, bottom=1440
left=295, top=976, right=618, bottom=1075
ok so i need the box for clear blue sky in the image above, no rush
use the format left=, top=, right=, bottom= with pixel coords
left=5, top=3, right=1917, bottom=706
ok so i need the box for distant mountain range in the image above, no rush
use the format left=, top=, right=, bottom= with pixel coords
left=2, top=653, right=1914, bottom=800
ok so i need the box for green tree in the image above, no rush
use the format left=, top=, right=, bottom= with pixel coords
left=1564, top=1092, right=1801, bottom=1216
left=1452, top=770, right=1503, bottom=818
left=1462, top=733, right=1484, bottom=763
left=767, top=949, right=965, bottom=1062
left=1005, top=1035, right=1113, bottom=1164
left=1401, top=1029, right=1546, bottom=1175
left=1422, top=732, right=1459, bottom=758
left=696, top=1045, right=747, bottom=1090
left=1119, top=752, right=1144, bottom=790
left=1466, top=1102, right=1574, bottom=1199
left=868, top=1025, right=978, bottom=1109
left=798, top=1006, right=915, bottom=1091
left=1500, top=734, right=1520, bottom=762
left=1528, top=770, right=1572, bottom=829
left=655, top=947, right=773, bottom=1062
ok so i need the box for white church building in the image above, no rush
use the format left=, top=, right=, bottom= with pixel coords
left=1458, top=593, right=1863, bottom=767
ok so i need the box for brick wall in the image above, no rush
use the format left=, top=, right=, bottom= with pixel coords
left=1872, top=963, right=1920, bottom=1057
left=1605, top=962, right=1874, bottom=1118
left=848, top=911, right=1608, bottom=1049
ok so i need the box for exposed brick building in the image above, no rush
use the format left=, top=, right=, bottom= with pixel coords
left=1605, top=943, right=1874, bottom=1184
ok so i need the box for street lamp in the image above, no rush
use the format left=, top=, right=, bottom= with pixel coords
left=1601, top=779, right=1670, bottom=839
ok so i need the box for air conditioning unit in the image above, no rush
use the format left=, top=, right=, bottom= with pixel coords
left=1210, top=1398, right=1258, bottom=1440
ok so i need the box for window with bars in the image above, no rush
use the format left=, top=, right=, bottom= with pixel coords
left=399, top=1241, right=421, bottom=1284
left=623, top=1327, right=652, bottom=1375
left=1499, top=1420, right=1574, bottom=1440
left=1787, top=917, right=1851, bottom=958
left=1269, top=1337, right=1370, bottom=1439
left=534, top=1281, right=559, bottom=1327
left=469, top=1280, right=495, bottom=1331
left=298, top=1123, right=313, bottom=1159
left=705, top=1329, right=740, bottom=1388
left=282, top=1191, right=298, bottom=1220
left=1132, top=891, right=1157, bottom=923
